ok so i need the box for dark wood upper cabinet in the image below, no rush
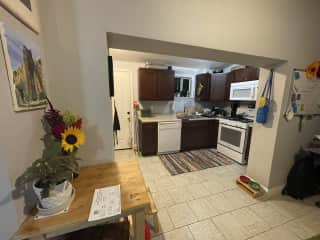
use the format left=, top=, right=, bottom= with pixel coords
left=138, top=121, right=158, bottom=156
left=232, top=67, right=259, bottom=82
left=195, top=73, right=211, bottom=101
left=210, top=67, right=259, bottom=102
left=210, top=73, right=228, bottom=102
left=157, top=69, right=174, bottom=100
left=139, top=68, right=158, bottom=100
left=139, top=68, right=174, bottom=100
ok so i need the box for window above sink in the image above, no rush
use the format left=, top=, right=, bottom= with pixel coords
left=174, top=76, right=193, bottom=98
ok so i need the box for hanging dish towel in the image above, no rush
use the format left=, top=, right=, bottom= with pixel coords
left=256, top=70, right=274, bottom=124
left=113, top=100, right=121, bottom=146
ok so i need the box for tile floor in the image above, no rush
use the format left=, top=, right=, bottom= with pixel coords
left=114, top=149, right=320, bottom=240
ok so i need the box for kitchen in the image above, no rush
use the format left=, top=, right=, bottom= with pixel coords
left=111, top=49, right=260, bottom=166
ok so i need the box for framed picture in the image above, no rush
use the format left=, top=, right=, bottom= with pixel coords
left=0, top=23, right=46, bottom=112
left=0, top=0, right=40, bottom=33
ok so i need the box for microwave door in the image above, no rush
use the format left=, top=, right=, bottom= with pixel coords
left=230, top=86, right=253, bottom=101
left=218, top=124, right=246, bottom=153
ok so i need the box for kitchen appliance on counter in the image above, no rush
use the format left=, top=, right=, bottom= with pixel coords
left=230, top=101, right=240, bottom=118
left=230, top=80, right=259, bottom=101
left=217, top=118, right=251, bottom=164
left=158, top=120, right=182, bottom=154
left=202, top=106, right=227, bottom=118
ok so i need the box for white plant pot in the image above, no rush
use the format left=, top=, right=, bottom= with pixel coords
left=33, top=180, right=73, bottom=209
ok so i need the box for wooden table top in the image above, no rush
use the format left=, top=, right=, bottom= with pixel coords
left=14, top=159, right=150, bottom=240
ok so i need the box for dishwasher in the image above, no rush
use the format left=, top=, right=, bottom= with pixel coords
left=158, top=120, right=182, bottom=154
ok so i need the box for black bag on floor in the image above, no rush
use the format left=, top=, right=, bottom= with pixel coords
left=282, top=150, right=317, bottom=199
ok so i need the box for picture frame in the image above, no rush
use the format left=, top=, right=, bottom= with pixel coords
left=0, top=0, right=40, bottom=33
left=0, top=23, right=47, bottom=112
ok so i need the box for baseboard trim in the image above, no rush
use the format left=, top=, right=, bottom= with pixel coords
left=265, top=184, right=286, bottom=198
left=245, top=175, right=285, bottom=199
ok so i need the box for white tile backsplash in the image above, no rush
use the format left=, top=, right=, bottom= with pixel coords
left=140, top=101, right=174, bottom=114
left=140, top=98, right=255, bottom=116
left=140, top=98, right=196, bottom=114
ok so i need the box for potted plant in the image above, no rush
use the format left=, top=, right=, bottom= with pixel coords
left=16, top=99, right=85, bottom=210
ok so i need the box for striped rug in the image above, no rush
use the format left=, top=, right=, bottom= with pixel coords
left=159, top=148, right=234, bottom=176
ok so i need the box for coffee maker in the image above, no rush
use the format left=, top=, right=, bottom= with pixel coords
left=230, top=101, right=240, bottom=118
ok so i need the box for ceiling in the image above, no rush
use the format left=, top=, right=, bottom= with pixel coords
left=109, top=48, right=231, bottom=70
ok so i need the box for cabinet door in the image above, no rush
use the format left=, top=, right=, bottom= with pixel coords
left=181, top=120, right=209, bottom=150
left=139, top=121, right=158, bottom=156
left=157, top=69, right=174, bottom=100
left=210, top=74, right=227, bottom=102
left=208, top=120, right=219, bottom=148
left=233, top=67, right=259, bottom=82
left=139, top=68, right=158, bottom=100
left=244, top=67, right=259, bottom=81
left=195, top=73, right=211, bottom=101
left=233, top=68, right=246, bottom=82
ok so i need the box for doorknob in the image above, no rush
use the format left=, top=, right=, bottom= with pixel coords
left=127, top=112, right=130, bottom=115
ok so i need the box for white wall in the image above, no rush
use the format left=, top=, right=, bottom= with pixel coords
left=0, top=147, right=19, bottom=240
left=38, top=0, right=320, bottom=189
left=39, top=1, right=114, bottom=165
left=0, top=6, right=44, bottom=239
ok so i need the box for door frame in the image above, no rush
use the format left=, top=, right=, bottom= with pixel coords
left=113, top=68, right=134, bottom=150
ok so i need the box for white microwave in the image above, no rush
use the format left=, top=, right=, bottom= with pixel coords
left=229, top=80, right=259, bottom=101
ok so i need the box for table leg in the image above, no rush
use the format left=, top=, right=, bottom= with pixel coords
left=132, top=209, right=145, bottom=240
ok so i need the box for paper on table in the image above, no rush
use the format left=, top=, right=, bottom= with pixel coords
left=88, top=185, right=121, bottom=222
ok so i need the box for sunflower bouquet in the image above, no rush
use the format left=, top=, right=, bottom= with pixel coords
left=17, top=100, right=85, bottom=203
left=306, top=61, right=320, bottom=79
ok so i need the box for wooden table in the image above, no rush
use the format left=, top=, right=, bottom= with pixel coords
left=14, top=160, right=150, bottom=240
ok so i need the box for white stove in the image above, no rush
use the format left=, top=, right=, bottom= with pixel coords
left=217, top=118, right=252, bottom=164
left=219, top=118, right=250, bottom=129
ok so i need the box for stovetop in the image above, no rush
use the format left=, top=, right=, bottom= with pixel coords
left=220, top=116, right=254, bottom=129
left=224, top=116, right=254, bottom=123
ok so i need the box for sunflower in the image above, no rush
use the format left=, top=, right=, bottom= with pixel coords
left=306, top=61, right=320, bottom=79
left=61, top=127, right=85, bottom=152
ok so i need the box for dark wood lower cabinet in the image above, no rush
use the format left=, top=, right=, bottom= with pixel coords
left=139, top=119, right=220, bottom=155
left=181, top=119, right=219, bottom=151
left=208, top=120, right=219, bottom=148
left=139, top=121, right=158, bottom=156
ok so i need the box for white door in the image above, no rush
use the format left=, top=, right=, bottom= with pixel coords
left=113, top=70, right=132, bottom=150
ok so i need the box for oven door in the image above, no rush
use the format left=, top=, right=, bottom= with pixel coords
left=218, top=123, right=246, bottom=153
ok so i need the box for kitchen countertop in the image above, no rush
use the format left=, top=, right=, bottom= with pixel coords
left=139, top=114, right=255, bottom=128
left=184, top=116, right=220, bottom=121
left=138, top=114, right=180, bottom=123
left=138, top=114, right=220, bottom=123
